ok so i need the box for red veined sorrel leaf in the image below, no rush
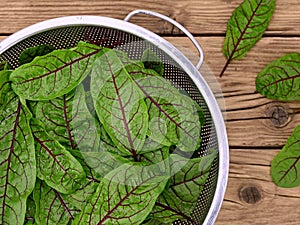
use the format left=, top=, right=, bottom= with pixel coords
left=0, top=70, right=12, bottom=107
left=220, top=0, right=275, bottom=77
left=141, top=47, right=164, bottom=76
left=0, top=73, right=36, bottom=225
left=64, top=150, right=130, bottom=210
left=35, top=84, right=101, bottom=152
left=33, top=179, right=79, bottom=225
left=30, top=118, right=86, bottom=194
left=19, top=44, right=56, bottom=65
left=256, top=53, right=300, bottom=100
left=10, top=41, right=102, bottom=100
left=126, top=63, right=202, bottom=152
left=150, top=150, right=216, bottom=224
left=271, top=125, right=300, bottom=188
left=73, top=163, right=168, bottom=225
left=90, top=48, right=148, bottom=159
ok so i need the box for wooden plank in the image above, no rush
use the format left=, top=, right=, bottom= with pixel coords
left=216, top=149, right=300, bottom=225
left=165, top=36, right=300, bottom=147
left=0, top=0, right=299, bottom=35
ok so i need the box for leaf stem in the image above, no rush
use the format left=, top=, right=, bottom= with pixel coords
left=219, top=58, right=231, bottom=78
left=54, top=189, right=74, bottom=220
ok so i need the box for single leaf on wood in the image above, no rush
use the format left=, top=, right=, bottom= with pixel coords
left=90, top=48, right=148, bottom=159
left=73, top=163, right=168, bottom=225
left=30, top=119, right=86, bottom=194
left=10, top=41, right=102, bottom=100
left=0, top=77, right=36, bottom=225
left=256, top=53, right=300, bottom=100
left=33, top=179, right=79, bottom=225
left=271, top=125, right=300, bottom=188
left=220, top=0, right=275, bottom=77
left=150, top=150, right=216, bottom=223
left=19, top=44, right=56, bottom=65
left=35, top=84, right=100, bottom=151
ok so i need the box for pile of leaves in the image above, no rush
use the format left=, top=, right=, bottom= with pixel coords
left=0, top=42, right=215, bottom=225
left=221, top=0, right=300, bottom=188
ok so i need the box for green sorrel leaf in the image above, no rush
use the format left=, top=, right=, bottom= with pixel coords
left=141, top=48, right=164, bottom=76
left=142, top=218, right=168, bottom=225
left=256, top=53, right=300, bottom=100
left=64, top=150, right=130, bottom=210
left=220, top=0, right=275, bottom=77
left=10, top=42, right=102, bottom=100
left=73, top=163, right=168, bottom=225
left=271, top=125, right=300, bottom=188
left=30, top=119, right=86, bottom=194
left=19, top=44, right=56, bottom=65
left=151, top=150, right=216, bottom=223
left=0, top=61, right=10, bottom=71
left=0, top=75, right=36, bottom=225
left=35, top=84, right=100, bottom=151
left=24, top=194, right=36, bottom=224
left=33, top=179, right=79, bottom=225
left=62, top=149, right=100, bottom=210
left=0, top=70, right=12, bottom=107
left=133, top=75, right=201, bottom=152
left=90, top=48, right=148, bottom=158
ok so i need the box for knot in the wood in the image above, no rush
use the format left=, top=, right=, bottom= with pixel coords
left=239, top=185, right=262, bottom=204
left=266, top=104, right=289, bottom=127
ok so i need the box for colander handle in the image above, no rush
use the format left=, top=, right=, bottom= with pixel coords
left=124, top=9, right=204, bottom=70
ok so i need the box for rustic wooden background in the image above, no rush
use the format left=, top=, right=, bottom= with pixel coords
left=0, top=0, right=299, bottom=224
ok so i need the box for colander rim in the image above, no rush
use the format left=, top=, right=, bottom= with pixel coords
left=0, top=15, right=229, bottom=225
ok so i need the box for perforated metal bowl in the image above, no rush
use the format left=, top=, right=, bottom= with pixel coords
left=0, top=10, right=229, bottom=225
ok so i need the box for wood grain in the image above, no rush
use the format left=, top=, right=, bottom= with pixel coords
left=216, top=149, right=300, bottom=225
left=164, top=36, right=300, bottom=147
left=0, top=0, right=299, bottom=35
left=0, top=2, right=300, bottom=223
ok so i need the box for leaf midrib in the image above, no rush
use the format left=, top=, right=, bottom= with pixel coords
left=97, top=176, right=156, bottom=225
left=1, top=100, right=22, bottom=224
left=260, top=73, right=300, bottom=91
left=170, top=170, right=205, bottom=188
left=103, top=53, right=138, bottom=160
left=33, top=132, right=66, bottom=172
left=19, top=48, right=100, bottom=84
left=134, top=81, right=197, bottom=142
left=62, top=94, right=75, bottom=149
left=54, top=189, right=74, bottom=220
left=277, top=156, right=300, bottom=183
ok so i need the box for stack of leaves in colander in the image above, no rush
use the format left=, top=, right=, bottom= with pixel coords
left=0, top=41, right=216, bottom=225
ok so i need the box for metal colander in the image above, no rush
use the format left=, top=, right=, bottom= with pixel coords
left=0, top=10, right=229, bottom=225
